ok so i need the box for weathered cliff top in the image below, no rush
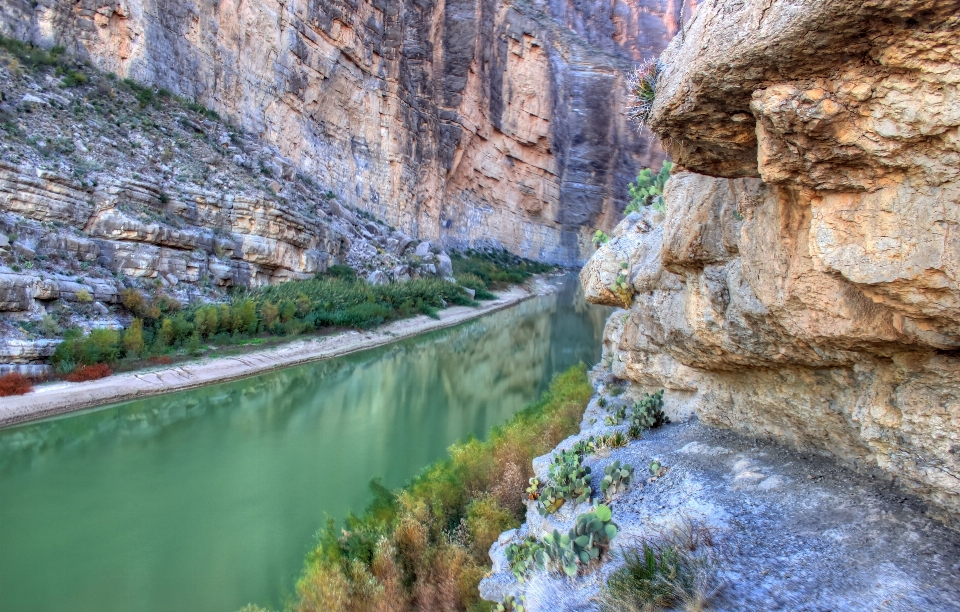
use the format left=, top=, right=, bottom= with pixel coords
left=649, top=0, right=960, bottom=180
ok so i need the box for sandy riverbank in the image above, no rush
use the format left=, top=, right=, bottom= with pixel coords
left=0, top=284, right=542, bottom=429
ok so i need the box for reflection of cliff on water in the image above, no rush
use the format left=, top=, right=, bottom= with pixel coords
left=0, top=276, right=605, bottom=472
left=0, top=274, right=609, bottom=612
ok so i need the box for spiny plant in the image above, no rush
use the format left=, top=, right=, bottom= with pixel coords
left=571, top=438, right=595, bottom=459
left=538, top=450, right=592, bottom=515
left=505, top=537, right=547, bottom=582
left=535, top=504, right=620, bottom=578
left=593, top=230, right=610, bottom=248
left=526, top=477, right=541, bottom=501
left=609, top=262, right=632, bottom=306
left=496, top=594, right=527, bottom=612
left=538, top=482, right=567, bottom=515
left=605, top=404, right=627, bottom=426
left=630, top=390, right=669, bottom=430
left=607, top=431, right=629, bottom=449
left=542, top=529, right=580, bottom=577
left=597, top=396, right=608, bottom=408
left=627, top=423, right=644, bottom=440
left=628, top=58, right=661, bottom=129
left=626, top=161, right=673, bottom=214
left=570, top=504, right=618, bottom=566
left=601, top=461, right=634, bottom=501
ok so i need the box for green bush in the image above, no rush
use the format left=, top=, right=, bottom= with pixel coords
left=122, top=319, right=145, bottom=358
left=0, top=35, right=65, bottom=69
left=323, top=264, right=357, bottom=281
left=52, top=327, right=122, bottom=371
left=451, top=249, right=556, bottom=289
left=454, top=273, right=497, bottom=300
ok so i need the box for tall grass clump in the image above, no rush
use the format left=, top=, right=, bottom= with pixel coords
left=291, top=364, right=594, bottom=612
left=601, top=522, right=723, bottom=612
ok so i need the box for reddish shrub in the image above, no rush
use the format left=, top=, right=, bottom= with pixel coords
left=148, top=355, right=174, bottom=366
left=65, top=363, right=113, bottom=382
left=0, top=373, right=33, bottom=397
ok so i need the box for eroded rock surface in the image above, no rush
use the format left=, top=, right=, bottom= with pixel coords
left=582, top=1, right=960, bottom=519
left=481, top=390, right=960, bottom=611
left=1, top=0, right=695, bottom=264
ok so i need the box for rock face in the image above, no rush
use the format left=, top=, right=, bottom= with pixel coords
left=583, top=1, right=960, bottom=520
left=1, top=0, right=695, bottom=264
left=0, top=57, right=448, bottom=372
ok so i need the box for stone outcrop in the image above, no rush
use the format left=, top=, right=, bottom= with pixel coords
left=0, top=57, right=450, bottom=372
left=583, top=1, right=960, bottom=520
left=1, top=0, right=694, bottom=264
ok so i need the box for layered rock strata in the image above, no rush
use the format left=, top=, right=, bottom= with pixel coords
left=0, top=58, right=446, bottom=372
left=1, top=0, right=693, bottom=264
left=582, top=1, right=960, bottom=519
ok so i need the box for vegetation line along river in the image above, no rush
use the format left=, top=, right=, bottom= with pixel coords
left=0, top=273, right=609, bottom=612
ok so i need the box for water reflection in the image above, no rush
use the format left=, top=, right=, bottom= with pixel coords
left=0, top=274, right=609, bottom=612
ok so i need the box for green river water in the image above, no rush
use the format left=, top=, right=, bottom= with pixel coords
left=0, top=274, right=608, bottom=612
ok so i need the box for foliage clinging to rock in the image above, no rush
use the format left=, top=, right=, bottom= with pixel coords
left=626, top=162, right=672, bottom=214
left=628, top=59, right=661, bottom=129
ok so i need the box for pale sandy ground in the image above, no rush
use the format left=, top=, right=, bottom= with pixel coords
left=0, top=285, right=539, bottom=429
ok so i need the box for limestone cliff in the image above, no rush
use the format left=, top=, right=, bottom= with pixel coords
left=2, top=0, right=693, bottom=264
left=582, top=0, right=960, bottom=520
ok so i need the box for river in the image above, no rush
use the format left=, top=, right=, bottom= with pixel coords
left=0, top=274, right=608, bottom=612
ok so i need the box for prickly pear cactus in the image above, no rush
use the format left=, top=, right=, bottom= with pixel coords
left=542, top=529, right=579, bottom=577
left=600, top=461, right=634, bottom=500
left=569, top=504, right=618, bottom=567
left=505, top=537, right=546, bottom=581
left=538, top=450, right=593, bottom=514
left=630, top=390, right=668, bottom=430
left=526, top=477, right=540, bottom=501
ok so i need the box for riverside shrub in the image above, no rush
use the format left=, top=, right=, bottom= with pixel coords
left=65, top=363, right=112, bottom=382
left=291, top=364, right=593, bottom=612
left=0, top=373, right=33, bottom=396
left=49, top=256, right=541, bottom=376
left=451, top=250, right=556, bottom=289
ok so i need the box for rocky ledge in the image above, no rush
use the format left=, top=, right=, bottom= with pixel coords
left=480, top=378, right=960, bottom=611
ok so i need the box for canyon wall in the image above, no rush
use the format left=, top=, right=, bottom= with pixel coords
left=2, top=0, right=693, bottom=264
left=582, top=0, right=960, bottom=520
